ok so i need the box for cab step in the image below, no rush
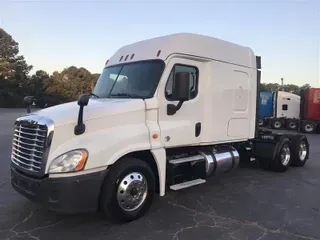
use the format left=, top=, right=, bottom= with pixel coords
left=169, top=178, right=206, bottom=191
left=169, top=155, right=204, bottom=165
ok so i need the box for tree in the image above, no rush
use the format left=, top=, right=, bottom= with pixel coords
left=45, top=66, right=98, bottom=106
left=261, top=83, right=281, bottom=92
left=28, top=70, right=50, bottom=108
left=91, top=73, right=100, bottom=90
left=0, top=28, right=33, bottom=107
left=260, top=82, right=312, bottom=95
left=300, top=83, right=311, bottom=90
left=283, top=84, right=300, bottom=94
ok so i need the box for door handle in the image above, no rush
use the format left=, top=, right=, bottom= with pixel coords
left=195, top=122, right=201, bottom=137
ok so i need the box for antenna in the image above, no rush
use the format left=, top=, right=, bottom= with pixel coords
left=281, top=78, right=284, bottom=91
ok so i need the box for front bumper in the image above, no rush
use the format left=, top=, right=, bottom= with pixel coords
left=11, top=166, right=106, bottom=214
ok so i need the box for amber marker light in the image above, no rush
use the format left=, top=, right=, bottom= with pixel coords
left=74, top=150, right=88, bottom=171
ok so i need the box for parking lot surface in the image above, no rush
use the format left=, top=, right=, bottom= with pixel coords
left=1, top=108, right=320, bottom=240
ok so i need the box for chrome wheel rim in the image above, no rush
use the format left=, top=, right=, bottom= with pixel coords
left=305, top=124, right=314, bottom=132
left=289, top=122, right=296, bottom=129
left=299, top=141, right=307, bottom=160
left=258, top=119, right=264, bottom=126
left=117, top=172, right=148, bottom=212
left=280, top=144, right=291, bottom=166
left=274, top=121, right=281, bottom=128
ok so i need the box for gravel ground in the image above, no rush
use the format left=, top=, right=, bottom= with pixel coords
left=0, top=108, right=320, bottom=240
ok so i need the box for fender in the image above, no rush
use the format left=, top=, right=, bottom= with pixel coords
left=46, top=111, right=167, bottom=195
left=151, top=148, right=166, bottom=196
left=47, top=119, right=150, bottom=171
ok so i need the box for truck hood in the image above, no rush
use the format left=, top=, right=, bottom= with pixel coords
left=30, top=98, right=146, bottom=127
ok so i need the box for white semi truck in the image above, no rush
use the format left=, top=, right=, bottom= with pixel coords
left=259, top=91, right=301, bottom=130
left=10, top=33, right=310, bottom=223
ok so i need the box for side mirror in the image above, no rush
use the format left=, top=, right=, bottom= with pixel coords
left=172, top=72, right=190, bottom=101
left=77, top=93, right=90, bottom=106
left=24, top=96, right=34, bottom=113
left=24, top=96, right=34, bottom=106
left=74, top=93, right=91, bottom=135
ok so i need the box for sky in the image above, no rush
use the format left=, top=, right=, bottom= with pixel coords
left=1, top=0, right=320, bottom=87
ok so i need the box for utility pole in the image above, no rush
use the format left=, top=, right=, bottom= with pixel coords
left=281, top=78, right=284, bottom=91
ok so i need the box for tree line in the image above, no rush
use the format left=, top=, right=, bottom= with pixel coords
left=0, top=28, right=100, bottom=108
left=260, top=82, right=311, bottom=95
left=0, top=28, right=312, bottom=108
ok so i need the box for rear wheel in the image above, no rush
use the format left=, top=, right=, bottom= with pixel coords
left=258, top=118, right=265, bottom=127
left=287, top=119, right=298, bottom=130
left=99, top=157, right=155, bottom=223
left=271, top=119, right=282, bottom=129
left=301, top=121, right=316, bottom=133
left=270, top=137, right=292, bottom=172
left=290, top=135, right=309, bottom=167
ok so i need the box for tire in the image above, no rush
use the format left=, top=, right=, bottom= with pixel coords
left=287, top=119, right=298, bottom=130
left=301, top=121, right=316, bottom=133
left=270, top=137, right=292, bottom=172
left=258, top=118, right=265, bottom=127
left=99, top=157, right=155, bottom=223
left=290, top=135, right=309, bottom=167
left=272, top=119, right=282, bottom=129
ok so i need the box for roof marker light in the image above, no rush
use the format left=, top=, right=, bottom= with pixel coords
left=157, top=50, right=161, bottom=57
left=125, top=55, right=129, bottom=61
left=105, top=60, right=109, bottom=65
left=130, top=53, right=135, bottom=60
left=119, top=56, right=123, bottom=61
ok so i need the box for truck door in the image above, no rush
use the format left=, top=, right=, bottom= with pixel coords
left=157, top=57, right=204, bottom=147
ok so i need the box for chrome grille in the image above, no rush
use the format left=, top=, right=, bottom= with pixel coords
left=11, top=115, right=54, bottom=175
left=11, top=122, right=47, bottom=172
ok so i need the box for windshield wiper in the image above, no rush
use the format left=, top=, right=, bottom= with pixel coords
left=110, top=93, right=141, bottom=98
left=90, top=93, right=100, bottom=98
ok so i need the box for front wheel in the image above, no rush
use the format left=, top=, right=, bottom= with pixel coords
left=99, top=157, right=155, bottom=223
left=271, top=119, right=283, bottom=129
left=258, top=118, right=265, bottom=127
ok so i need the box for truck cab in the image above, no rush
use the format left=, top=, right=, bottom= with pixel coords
left=299, top=88, right=320, bottom=133
left=10, top=33, right=310, bottom=223
left=259, top=91, right=301, bottom=129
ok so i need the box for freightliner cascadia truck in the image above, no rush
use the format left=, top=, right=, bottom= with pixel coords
left=10, top=33, right=310, bottom=223
left=259, top=89, right=320, bottom=133
left=258, top=91, right=301, bottom=129
left=299, top=88, right=320, bottom=133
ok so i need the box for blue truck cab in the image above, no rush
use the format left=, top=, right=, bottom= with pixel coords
left=259, top=92, right=274, bottom=118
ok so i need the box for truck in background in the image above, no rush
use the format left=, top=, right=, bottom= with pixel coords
left=259, top=89, right=320, bottom=133
left=258, top=91, right=273, bottom=126
left=258, top=91, right=300, bottom=130
left=299, top=88, right=320, bottom=133
left=10, top=33, right=310, bottom=223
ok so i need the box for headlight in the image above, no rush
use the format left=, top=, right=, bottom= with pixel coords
left=49, top=149, right=88, bottom=173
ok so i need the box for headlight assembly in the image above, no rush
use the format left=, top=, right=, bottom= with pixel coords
left=49, top=149, right=88, bottom=173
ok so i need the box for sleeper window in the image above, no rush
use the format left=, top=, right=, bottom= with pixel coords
left=282, top=104, right=288, bottom=111
left=165, top=64, right=198, bottom=100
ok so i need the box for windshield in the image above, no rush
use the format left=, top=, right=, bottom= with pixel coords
left=93, top=60, right=165, bottom=99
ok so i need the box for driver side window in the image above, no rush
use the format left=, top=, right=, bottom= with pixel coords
left=165, top=64, right=198, bottom=101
